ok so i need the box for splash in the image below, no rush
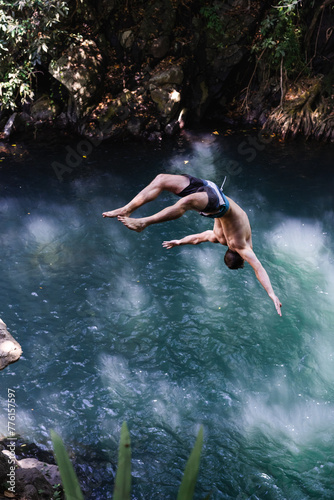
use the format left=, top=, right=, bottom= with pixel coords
left=242, top=218, right=334, bottom=455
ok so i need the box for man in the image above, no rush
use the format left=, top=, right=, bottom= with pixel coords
left=102, top=173, right=282, bottom=316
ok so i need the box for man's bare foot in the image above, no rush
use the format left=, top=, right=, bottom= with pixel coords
left=117, top=216, right=146, bottom=232
left=102, top=207, right=131, bottom=218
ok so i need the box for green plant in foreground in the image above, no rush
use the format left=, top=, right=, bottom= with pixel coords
left=51, top=423, right=206, bottom=500
left=51, top=429, right=84, bottom=500
left=177, top=425, right=204, bottom=500
left=113, top=422, right=131, bottom=500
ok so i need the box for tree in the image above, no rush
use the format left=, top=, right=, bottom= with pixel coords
left=0, top=0, right=69, bottom=111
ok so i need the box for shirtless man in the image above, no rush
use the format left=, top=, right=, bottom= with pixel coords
left=102, top=173, right=282, bottom=316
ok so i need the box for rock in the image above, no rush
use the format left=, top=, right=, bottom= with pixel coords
left=119, top=30, right=135, bottom=50
left=149, top=65, right=184, bottom=86
left=139, top=0, right=176, bottom=39
left=18, top=458, right=61, bottom=487
left=2, top=113, right=18, bottom=139
left=0, top=450, right=62, bottom=500
left=190, top=77, right=209, bottom=120
left=0, top=319, right=22, bottom=371
left=54, top=112, right=69, bottom=130
left=150, top=87, right=181, bottom=120
left=165, top=118, right=180, bottom=135
left=15, top=465, right=56, bottom=499
left=120, top=89, right=133, bottom=106
left=17, top=112, right=34, bottom=128
left=147, top=131, right=162, bottom=142
left=49, top=40, right=103, bottom=118
left=0, top=451, right=8, bottom=481
left=149, top=36, right=170, bottom=58
left=147, top=65, right=184, bottom=122
left=30, top=95, right=57, bottom=122
left=127, top=117, right=143, bottom=137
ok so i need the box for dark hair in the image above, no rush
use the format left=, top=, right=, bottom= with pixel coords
left=224, top=248, right=244, bottom=270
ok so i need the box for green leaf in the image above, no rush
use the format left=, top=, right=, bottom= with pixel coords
left=50, top=430, right=84, bottom=500
left=113, top=422, right=132, bottom=500
left=177, top=426, right=204, bottom=500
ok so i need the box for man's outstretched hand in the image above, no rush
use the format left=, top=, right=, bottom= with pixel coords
left=162, top=240, right=179, bottom=249
left=272, top=295, right=282, bottom=316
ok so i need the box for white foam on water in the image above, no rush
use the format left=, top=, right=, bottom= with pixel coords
left=21, top=212, right=82, bottom=270
left=241, top=218, right=334, bottom=450
left=267, top=217, right=334, bottom=374
left=181, top=246, right=231, bottom=308
left=99, top=355, right=201, bottom=434
left=242, top=376, right=334, bottom=452
left=103, top=271, right=151, bottom=315
left=268, top=218, right=329, bottom=262
left=100, top=355, right=136, bottom=402
left=26, top=215, right=62, bottom=245
left=167, top=138, right=222, bottom=181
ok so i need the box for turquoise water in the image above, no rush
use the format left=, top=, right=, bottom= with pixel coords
left=0, top=131, right=334, bottom=499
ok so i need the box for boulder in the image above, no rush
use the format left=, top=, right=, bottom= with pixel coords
left=49, top=40, right=103, bottom=118
left=149, top=36, right=170, bottom=58
left=2, top=113, right=19, bottom=139
left=0, top=319, right=22, bottom=371
left=30, top=95, right=58, bottom=122
left=165, top=118, right=180, bottom=135
left=148, top=65, right=183, bottom=121
left=0, top=450, right=62, bottom=499
left=119, top=30, right=135, bottom=50
left=150, top=87, right=181, bottom=120
left=127, top=117, right=143, bottom=137
left=139, top=0, right=176, bottom=39
left=149, top=65, right=184, bottom=86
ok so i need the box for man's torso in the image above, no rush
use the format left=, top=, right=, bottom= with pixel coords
left=214, top=197, right=252, bottom=251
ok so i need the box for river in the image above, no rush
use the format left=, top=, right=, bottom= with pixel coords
left=0, top=129, right=333, bottom=499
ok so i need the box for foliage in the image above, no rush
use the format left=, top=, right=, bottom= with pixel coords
left=253, top=0, right=305, bottom=77
left=51, top=424, right=206, bottom=500
left=113, top=422, right=131, bottom=500
left=177, top=425, right=204, bottom=500
left=200, top=3, right=225, bottom=46
left=0, top=0, right=69, bottom=111
left=51, top=429, right=84, bottom=500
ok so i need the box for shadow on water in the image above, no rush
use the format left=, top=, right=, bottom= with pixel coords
left=0, top=133, right=333, bottom=498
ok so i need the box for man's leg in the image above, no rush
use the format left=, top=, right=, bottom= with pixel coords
left=118, top=192, right=209, bottom=232
left=102, top=174, right=190, bottom=218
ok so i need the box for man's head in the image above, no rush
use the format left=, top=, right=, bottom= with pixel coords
left=224, top=248, right=244, bottom=270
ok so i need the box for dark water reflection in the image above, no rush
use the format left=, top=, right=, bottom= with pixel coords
left=0, top=131, right=333, bottom=499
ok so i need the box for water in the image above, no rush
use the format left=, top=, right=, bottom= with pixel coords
left=0, top=131, right=333, bottom=499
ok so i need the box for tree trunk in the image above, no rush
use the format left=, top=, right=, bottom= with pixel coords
left=304, top=0, right=334, bottom=51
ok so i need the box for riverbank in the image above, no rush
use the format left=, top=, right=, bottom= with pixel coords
left=1, top=1, right=333, bottom=145
left=0, top=437, right=62, bottom=500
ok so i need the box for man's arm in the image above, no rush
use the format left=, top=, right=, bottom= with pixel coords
left=162, top=230, right=218, bottom=249
left=237, top=247, right=282, bottom=316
